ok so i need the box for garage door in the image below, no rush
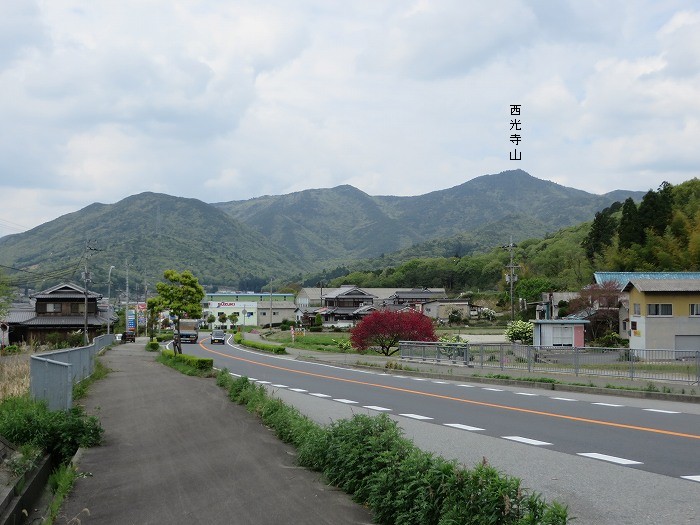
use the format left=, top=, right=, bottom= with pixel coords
left=675, top=335, right=700, bottom=358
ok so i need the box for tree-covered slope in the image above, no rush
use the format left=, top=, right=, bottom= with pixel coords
left=0, top=192, right=305, bottom=293
left=214, top=170, right=644, bottom=262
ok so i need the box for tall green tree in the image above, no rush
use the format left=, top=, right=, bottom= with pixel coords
left=146, top=296, right=163, bottom=341
left=154, top=270, right=205, bottom=354
left=638, top=182, right=674, bottom=237
left=581, top=209, right=617, bottom=261
left=617, top=197, right=643, bottom=249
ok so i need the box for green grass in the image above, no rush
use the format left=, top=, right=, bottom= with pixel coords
left=73, top=360, right=110, bottom=400
left=266, top=331, right=351, bottom=352
left=44, top=464, right=87, bottom=525
left=213, top=370, right=568, bottom=524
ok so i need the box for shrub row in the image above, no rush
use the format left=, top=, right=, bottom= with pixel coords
left=235, top=334, right=287, bottom=354
left=215, top=370, right=568, bottom=525
left=0, top=396, right=103, bottom=465
left=145, top=341, right=161, bottom=352
left=160, top=350, right=213, bottom=370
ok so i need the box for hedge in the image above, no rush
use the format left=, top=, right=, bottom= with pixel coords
left=215, top=370, right=568, bottom=525
left=160, top=349, right=213, bottom=370
left=235, top=335, right=287, bottom=355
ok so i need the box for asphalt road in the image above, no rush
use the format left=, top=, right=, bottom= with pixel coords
left=181, top=335, right=700, bottom=525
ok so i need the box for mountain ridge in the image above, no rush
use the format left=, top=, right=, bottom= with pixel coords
left=0, top=170, right=645, bottom=293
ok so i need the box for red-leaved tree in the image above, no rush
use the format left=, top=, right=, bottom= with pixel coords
left=350, top=310, right=436, bottom=356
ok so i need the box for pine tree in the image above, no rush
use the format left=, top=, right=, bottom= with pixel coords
left=618, top=197, right=643, bottom=248
left=582, top=209, right=617, bottom=261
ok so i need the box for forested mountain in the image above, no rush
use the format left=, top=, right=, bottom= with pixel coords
left=0, top=193, right=304, bottom=294
left=214, top=170, right=643, bottom=263
left=327, top=179, right=700, bottom=299
left=0, top=170, right=649, bottom=295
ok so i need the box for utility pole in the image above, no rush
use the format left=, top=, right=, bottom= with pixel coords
left=107, top=265, right=115, bottom=334
left=82, top=261, right=91, bottom=346
left=125, top=261, right=129, bottom=336
left=269, top=278, right=273, bottom=329
left=502, top=237, right=520, bottom=321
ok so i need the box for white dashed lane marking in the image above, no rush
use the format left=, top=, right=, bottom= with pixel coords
left=334, top=399, right=358, bottom=404
left=577, top=453, right=642, bottom=465
left=514, top=392, right=538, bottom=396
left=364, top=405, right=392, bottom=411
left=643, top=409, right=680, bottom=414
left=309, top=393, right=331, bottom=398
left=503, top=436, right=553, bottom=446
left=288, top=388, right=307, bottom=392
left=681, top=475, right=700, bottom=482
left=271, top=384, right=288, bottom=388
left=483, top=387, right=504, bottom=392
left=444, top=423, right=485, bottom=431
left=592, top=402, right=624, bottom=407
left=552, top=397, right=577, bottom=401
left=400, top=413, right=433, bottom=420
left=457, top=384, right=475, bottom=388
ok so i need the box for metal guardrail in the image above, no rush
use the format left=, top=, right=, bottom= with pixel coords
left=399, top=341, right=700, bottom=384
left=30, top=334, right=115, bottom=411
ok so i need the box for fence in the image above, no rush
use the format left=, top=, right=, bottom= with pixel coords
left=30, top=334, right=116, bottom=411
left=399, top=341, right=700, bottom=384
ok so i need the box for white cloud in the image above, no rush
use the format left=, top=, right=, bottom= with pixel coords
left=0, top=1, right=699, bottom=232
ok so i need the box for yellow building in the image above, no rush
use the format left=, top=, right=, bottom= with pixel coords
left=622, top=279, right=700, bottom=355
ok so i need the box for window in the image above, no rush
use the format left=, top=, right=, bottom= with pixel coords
left=633, top=303, right=641, bottom=315
left=690, top=304, right=700, bottom=316
left=647, top=303, right=672, bottom=316
left=71, top=303, right=85, bottom=314
left=631, top=321, right=637, bottom=330
left=622, top=320, right=627, bottom=330
left=44, top=303, right=62, bottom=313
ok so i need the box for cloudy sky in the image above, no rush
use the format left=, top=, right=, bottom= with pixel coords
left=1, top=1, right=699, bottom=236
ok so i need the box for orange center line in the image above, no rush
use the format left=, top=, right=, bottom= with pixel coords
left=199, top=343, right=700, bottom=440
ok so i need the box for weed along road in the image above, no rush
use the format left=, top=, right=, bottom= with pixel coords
left=184, top=335, right=700, bottom=525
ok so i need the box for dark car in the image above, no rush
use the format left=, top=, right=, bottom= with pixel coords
left=211, top=329, right=226, bottom=344
left=122, top=331, right=136, bottom=343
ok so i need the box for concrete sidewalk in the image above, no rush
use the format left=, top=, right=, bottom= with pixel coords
left=58, top=342, right=374, bottom=525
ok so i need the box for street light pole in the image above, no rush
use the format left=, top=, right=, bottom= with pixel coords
left=107, top=265, right=115, bottom=334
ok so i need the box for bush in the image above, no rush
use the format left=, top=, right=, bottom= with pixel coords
left=505, top=320, right=534, bottom=345
left=1, top=344, right=20, bottom=355
left=590, top=332, right=629, bottom=348
left=160, top=350, right=213, bottom=371
left=237, top=339, right=286, bottom=354
left=309, top=326, right=323, bottom=332
left=145, top=341, right=160, bottom=352
left=219, top=377, right=567, bottom=525
left=0, top=397, right=103, bottom=465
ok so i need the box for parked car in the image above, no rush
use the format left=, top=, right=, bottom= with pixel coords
left=122, top=331, right=136, bottom=343
left=211, top=329, right=226, bottom=344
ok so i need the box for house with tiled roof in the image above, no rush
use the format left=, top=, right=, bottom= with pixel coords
left=297, top=285, right=447, bottom=327
left=2, top=282, right=111, bottom=345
